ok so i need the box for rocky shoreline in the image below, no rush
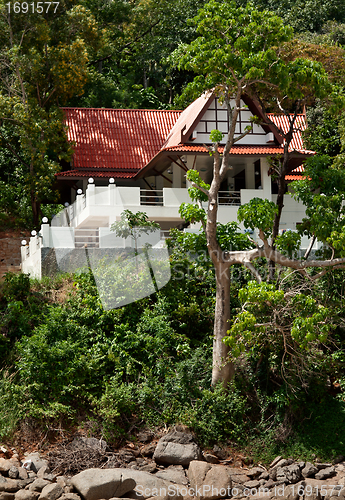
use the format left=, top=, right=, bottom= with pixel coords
left=1, top=429, right=344, bottom=500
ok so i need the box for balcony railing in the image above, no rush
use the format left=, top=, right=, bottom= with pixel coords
left=140, top=189, right=164, bottom=206
left=218, top=191, right=241, bottom=206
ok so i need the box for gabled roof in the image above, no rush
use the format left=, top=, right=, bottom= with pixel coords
left=58, top=108, right=181, bottom=179
left=57, top=97, right=314, bottom=181
left=162, top=92, right=214, bottom=149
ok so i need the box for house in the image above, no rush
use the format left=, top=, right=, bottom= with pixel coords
left=21, top=93, right=314, bottom=278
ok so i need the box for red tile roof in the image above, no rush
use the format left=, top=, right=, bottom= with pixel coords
left=267, top=114, right=313, bottom=154
left=57, top=169, right=137, bottom=179
left=285, top=174, right=305, bottom=180
left=164, top=145, right=293, bottom=155
left=60, top=108, right=181, bottom=179
left=58, top=100, right=314, bottom=182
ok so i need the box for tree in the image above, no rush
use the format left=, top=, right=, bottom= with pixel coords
left=173, top=0, right=345, bottom=386
left=0, top=0, right=105, bottom=226
left=111, top=209, right=160, bottom=258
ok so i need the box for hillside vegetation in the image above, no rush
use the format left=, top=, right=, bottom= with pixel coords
left=1, top=237, right=345, bottom=464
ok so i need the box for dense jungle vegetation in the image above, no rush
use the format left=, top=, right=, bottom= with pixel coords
left=1, top=239, right=345, bottom=462
left=2, top=0, right=345, bottom=462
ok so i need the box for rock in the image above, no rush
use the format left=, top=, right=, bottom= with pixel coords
left=269, top=461, right=294, bottom=482
left=188, top=461, right=232, bottom=500
left=269, top=457, right=283, bottom=469
left=36, top=468, right=54, bottom=483
left=284, top=464, right=301, bottom=484
left=121, top=469, right=185, bottom=499
left=276, top=459, right=294, bottom=468
left=14, top=491, right=39, bottom=500
left=304, top=477, right=337, bottom=498
left=212, top=446, right=227, bottom=461
left=0, top=461, right=21, bottom=475
left=59, top=495, right=81, bottom=500
left=301, top=462, right=318, bottom=478
left=140, top=465, right=157, bottom=474
left=228, top=474, right=250, bottom=485
left=153, top=432, right=202, bottom=467
left=315, top=466, right=336, bottom=480
left=17, top=470, right=28, bottom=481
left=141, top=445, right=156, bottom=458
left=23, top=455, right=48, bottom=475
left=246, top=468, right=263, bottom=479
left=71, top=469, right=135, bottom=500
left=324, top=486, right=345, bottom=500
left=80, top=438, right=107, bottom=451
left=263, top=479, right=276, bottom=490
left=0, top=480, right=22, bottom=493
left=259, top=472, right=269, bottom=480
left=155, top=466, right=188, bottom=485
left=316, top=463, right=333, bottom=470
left=0, top=493, right=15, bottom=500
left=137, top=432, right=154, bottom=444
left=145, top=494, right=182, bottom=500
left=271, top=482, right=303, bottom=500
left=203, top=455, right=219, bottom=465
left=119, top=451, right=136, bottom=464
left=8, top=469, right=18, bottom=480
left=38, top=484, right=63, bottom=500
left=67, top=437, right=107, bottom=453
left=243, top=480, right=261, bottom=489
left=334, top=456, right=345, bottom=465
left=29, top=479, right=51, bottom=492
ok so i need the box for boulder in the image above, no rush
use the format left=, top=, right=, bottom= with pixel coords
left=139, top=465, right=157, bottom=474
left=188, top=461, right=232, bottom=500
left=14, top=492, right=39, bottom=500
left=8, top=470, right=18, bottom=481
left=246, top=467, right=264, bottom=479
left=0, top=480, right=22, bottom=493
left=71, top=469, right=135, bottom=500
left=155, top=466, right=188, bottom=485
left=141, top=445, right=156, bottom=458
left=0, top=493, right=15, bottom=500
left=38, top=484, right=63, bottom=500
left=315, top=467, right=336, bottom=480
left=153, top=432, right=202, bottom=467
left=0, top=461, right=21, bottom=475
left=301, top=462, right=318, bottom=478
left=276, top=464, right=300, bottom=484
left=121, top=469, right=184, bottom=499
left=29, top=479, right=51, bottom=492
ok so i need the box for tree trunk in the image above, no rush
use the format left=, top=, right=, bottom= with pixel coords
left=272, top=174, right=286, bottom=243
left=212, top=262, right=235, bottom=387
left=30, top=189, right=41, bottom=228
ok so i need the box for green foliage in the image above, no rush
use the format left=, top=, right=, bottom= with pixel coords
left=238, top=198, right=278, bottom=237
left=304, top=102, right=342, bottom=157
left=275, top=230, right=301, bottom=258
left=209, top=129, right=223, bottom=143
left=111, top=210, right=160, bottom=239
left=0, top=370, right=26, bottom=439
left=291, top=155, right=345, bottom=252
left=239, top=0, right=345, bottom=34
left=185, top=169, right=210, bottom=203
left=179, top=202, right=207, bottom=225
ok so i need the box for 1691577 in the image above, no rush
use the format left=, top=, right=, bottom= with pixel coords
left=5, top=2, right=59, bottom=13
